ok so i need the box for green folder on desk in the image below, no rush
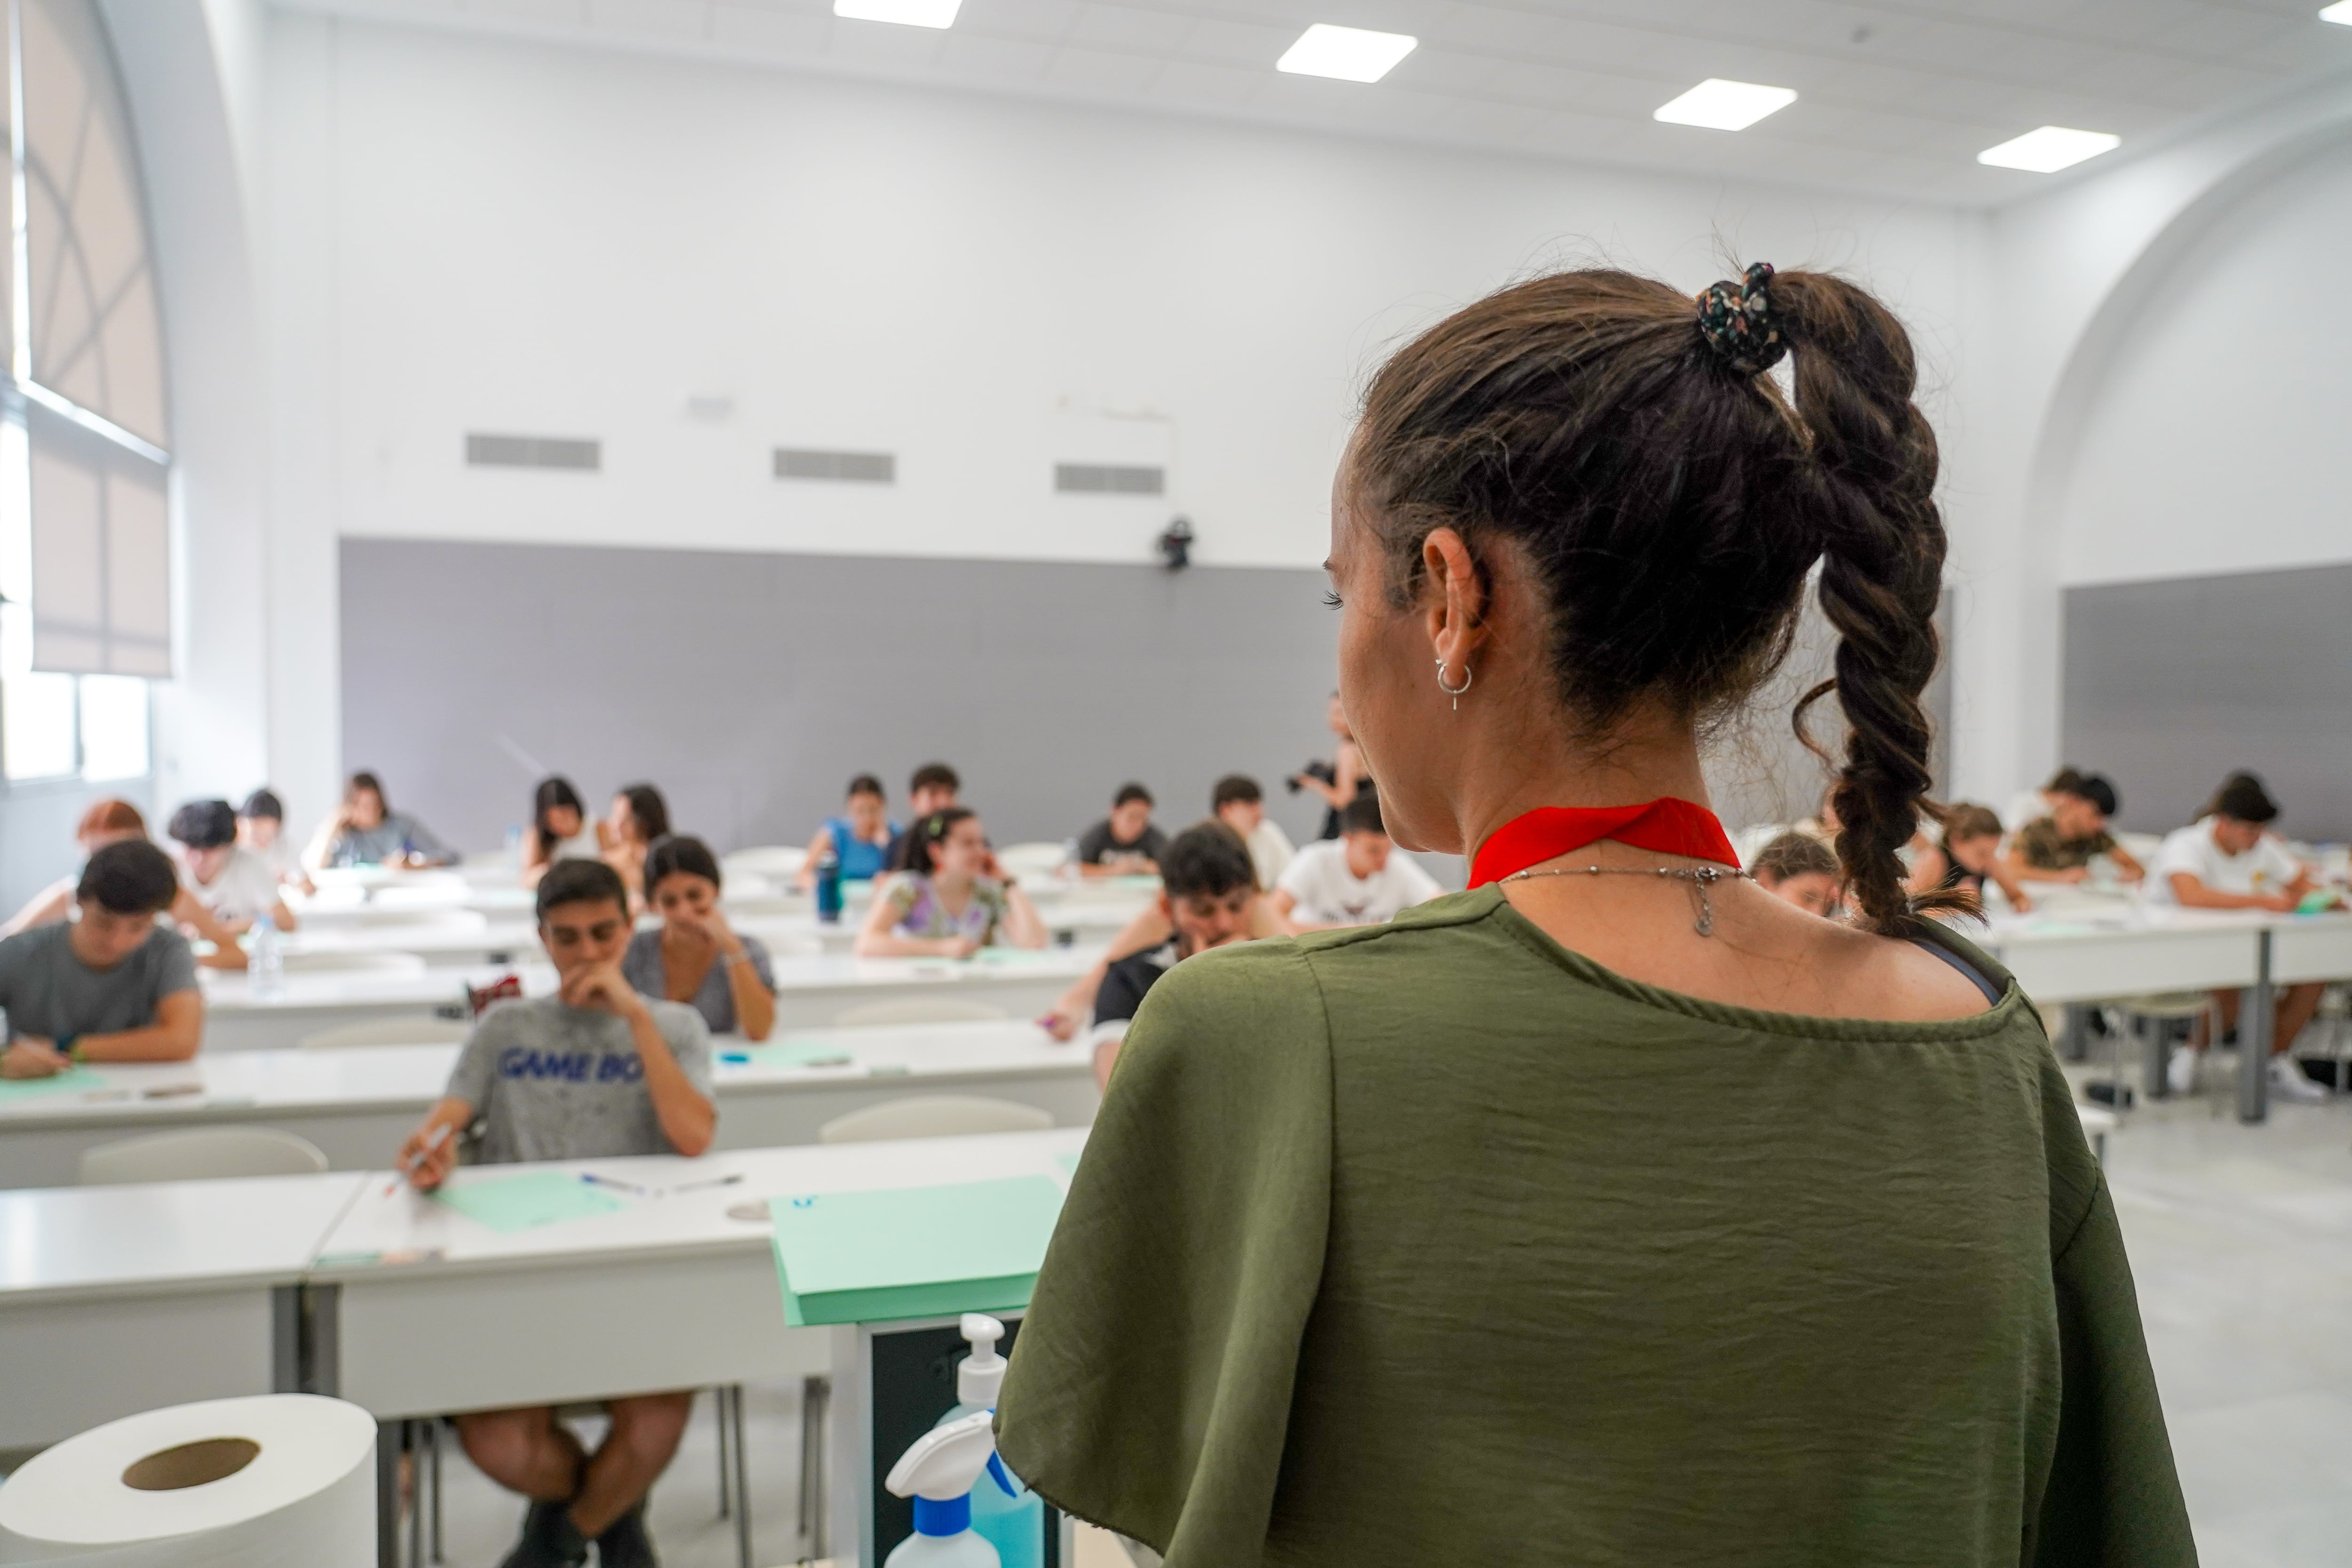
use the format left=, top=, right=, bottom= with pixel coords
left=770, top=1176, right=1066, bottom=1327
left=0, top=1066, right=111, bottom=1103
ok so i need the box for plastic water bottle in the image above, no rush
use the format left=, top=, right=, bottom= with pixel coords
left=252, top=919, right=285, bottom=1000
left=815, top=845, right=843, bottom=925
left=504, top=824, right=524, bottom=866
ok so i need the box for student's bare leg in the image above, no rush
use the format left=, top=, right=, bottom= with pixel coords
left=570, top=1392, right=694, bottom=1536
left=455, top=1407, right=584, bottom=1502
left=2198, top=989, right=2240, bottom=1049
left=2276, top=982, right=2326, bottom=1055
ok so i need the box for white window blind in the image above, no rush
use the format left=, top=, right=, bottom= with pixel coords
left=26, top=407, right=168, bottom=675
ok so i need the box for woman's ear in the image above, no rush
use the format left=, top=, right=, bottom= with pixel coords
left=1421, top=527, right=1490, bottom=670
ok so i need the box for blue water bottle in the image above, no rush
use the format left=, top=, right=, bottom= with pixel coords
left=815, top=844, right=843, bottom=925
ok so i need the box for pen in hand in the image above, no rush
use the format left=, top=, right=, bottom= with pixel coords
left=387, top=1122, right=453, bottom=1196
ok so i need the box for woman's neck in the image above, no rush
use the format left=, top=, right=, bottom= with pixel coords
left=1449, top=715, right=1713, bottom=866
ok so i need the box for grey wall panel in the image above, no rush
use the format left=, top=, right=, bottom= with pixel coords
left=339, top=539, right=1343, bottom=857
left=2063, top=564, right=2352, bottom=840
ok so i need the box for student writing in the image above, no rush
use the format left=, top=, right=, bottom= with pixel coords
left=307, top=772, right=458, bottom=870
left=396, top=858, right=715, bottom=1568
left=0, top=841, right=204, bottom=1078
left=795, top=773, right=898, bottom=890
left=1211, top=773, right=1295, bottom=889
left=1269, top=793, right=1442, bottom=931
left=1074, top=782, right=1168, bottom=878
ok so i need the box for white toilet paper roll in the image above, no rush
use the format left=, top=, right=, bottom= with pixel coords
left=0, top=1394, right=376, bottom=1567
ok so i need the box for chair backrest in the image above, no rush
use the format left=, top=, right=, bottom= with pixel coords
left=994, top=841, right=1069, bottom=881
left=300, top=1017, right=473, bottom=1051
left=834, top=997, right=1009, bottom=1028
left=79, top=1126, right=331, bottom=1186
left=723, top=846, right=808, bottom=880
left=278, top=950, right=429, bottom=978
left=818, top=1094, right=1054, bottom=1145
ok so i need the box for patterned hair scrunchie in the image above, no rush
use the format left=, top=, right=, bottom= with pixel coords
left=1695, top=261, right=1786, bottom=375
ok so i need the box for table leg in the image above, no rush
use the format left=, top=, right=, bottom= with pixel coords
left=2141, top=1015, right=2171, bottom=1101
left=2060, top=1004, right=2092, bottom=1063
left=2238, top=931, right=2274, bottom=1125
left=730, top=1386, right=753, bottom=1568
left=377, top=1421, right=401, bottom=1568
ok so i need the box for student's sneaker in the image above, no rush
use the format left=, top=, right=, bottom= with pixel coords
left=596, top=1505, right=660, bottom=1568
left=2268, top=1055, right=2330, bottom=1105
left=498, top=1499, right=587, bottom=1568
left=2167, top=1045, right=2200, bottom=1096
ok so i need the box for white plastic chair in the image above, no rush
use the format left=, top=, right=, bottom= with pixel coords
left=278, top=950, right=429, bottom=978
left=833, top=997, right=1009, bottom=1028
left=300, top=1017, right=473, bottom=1051
left=818, top=1094, right=1053, bottom=1145
left=79, top=1126, right=330, bottom=1185
left=994, top=841, right=1069, bottom=883
left=723, top=846, right=808, bottom=881
left=2075, top=1103, right=2117, bottom=1165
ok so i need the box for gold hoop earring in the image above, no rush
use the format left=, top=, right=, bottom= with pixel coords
left=1435, top=657, right=1473, bottom=711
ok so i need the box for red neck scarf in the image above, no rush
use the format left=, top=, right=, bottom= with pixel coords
left=1469, top=799, right=1741, bottom=888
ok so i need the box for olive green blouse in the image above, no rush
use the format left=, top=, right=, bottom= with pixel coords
left=995, top=886, right=2194, bottom=1567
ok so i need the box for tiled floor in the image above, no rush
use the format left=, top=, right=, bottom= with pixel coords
left=410, top=1077, right=2352, bottom=1568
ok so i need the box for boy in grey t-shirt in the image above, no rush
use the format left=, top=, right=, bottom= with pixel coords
left=0, top=841, right=202, bottom=1079
left=397, top=860, right=714, bottom=1568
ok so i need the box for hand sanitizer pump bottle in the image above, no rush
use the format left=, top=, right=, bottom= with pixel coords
left=936, top=1314, right=1044, bottom=1568
left=883, top=1410, right=1016, bottom=1568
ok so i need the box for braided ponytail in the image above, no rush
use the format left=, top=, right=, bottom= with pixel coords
left=1773, top=273, right=1952, bottom=932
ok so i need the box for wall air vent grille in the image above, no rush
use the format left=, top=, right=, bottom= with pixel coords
left=1054, top=463, right=1163, bottom=495
left=775, top=449, right=895, bottom=483
left=465, top=434, right=600, bottom=471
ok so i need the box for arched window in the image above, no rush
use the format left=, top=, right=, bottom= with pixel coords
left=1, top=0, right=170, bottom=783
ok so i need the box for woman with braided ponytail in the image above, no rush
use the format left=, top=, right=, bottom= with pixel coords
left=997, top=264, right=2192, bottom=1566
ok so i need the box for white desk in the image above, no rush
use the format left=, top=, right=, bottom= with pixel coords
left=0, top=1172, right=368, bottom=1448
left=0, top=1023, right=1097, bottom=1189
left=309, top=1128, right=1088, bottom=1421
left=199, top=948, right=1105, bottom=1051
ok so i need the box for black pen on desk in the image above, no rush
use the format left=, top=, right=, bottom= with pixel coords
left=668, top=1173, right=745, bottom=1195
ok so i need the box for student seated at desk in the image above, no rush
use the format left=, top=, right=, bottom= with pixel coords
left=0, top=841, right=203, bottom=1079
left=237, top=789, right=308, bottom=891
left=2145, top=773, right=2330, bottom=1102
left=1749, top=830, right=1841, bottom=917
left=2, top=797, right=248, bottom=967
left=170, top=800, right=297, bottom=936
left=2006, top=771, right=2143, bottom=887
left=626, top=835, right=776, bottom=1040
left=795, top=772, right=897, bottom=890
left=396, top=857, right=714, bottom=1568
left=1212, top=774, right=1295, bottom=890
left=307, top=772, right=457, bottom=870
left=1076, top=783, right=1169, bottom=878
left=857, top=809, right=1048, bottom=958
left=883, top=762, right=961, bottom=874
left=597, top=783, right=670, bottom=908
left=521, top=776, right=596, bottom=889
left=1907, top=805, right=2034, bottom=915
left=1271, top=794, right=1442, bottom=932
left=1087, top=822, right=1256, bottom=1089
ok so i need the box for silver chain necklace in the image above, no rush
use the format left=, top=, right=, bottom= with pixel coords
left=1502, top=863, right=1752, bottom=937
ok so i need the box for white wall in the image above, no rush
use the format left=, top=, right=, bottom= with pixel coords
left=255, top=16, right=1985, bottom=836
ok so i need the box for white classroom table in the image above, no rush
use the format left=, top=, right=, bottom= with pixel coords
left=307, top=1128, right=1089, bottom=1420
left=198, top=947, right=1106, bottom=1051
left=0, top=1171, right=369, bottom=1449
left=0, top=1022, right=1098, bottom=1189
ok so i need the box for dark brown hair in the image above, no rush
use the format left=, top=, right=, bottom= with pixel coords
left=1941, top=804, right=2002, bottom=847
left=1749, top=830, right=1837, bottom=885
left=615, top=782, right=670, bottom=844
left=905, top=807, right=978, bottom=877
left=643, top=834, right=723, bottom=899
left=1352, top=267, right=1947, bottom=932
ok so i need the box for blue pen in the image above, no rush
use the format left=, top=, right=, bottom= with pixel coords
left=579, top=1171, right=652, bottom=1197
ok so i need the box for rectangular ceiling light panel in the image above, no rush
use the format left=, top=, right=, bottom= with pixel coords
left=834, top=0, right=961, bottom=26
left=1276, top=24, right=1417, bottom=83
left=1977, top=126, right=2121, bottom=172
left=1653, top=79, right=1797, bottom=131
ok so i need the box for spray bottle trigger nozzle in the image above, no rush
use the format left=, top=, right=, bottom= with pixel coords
left=986, top=1451, right=1017, bottom=1499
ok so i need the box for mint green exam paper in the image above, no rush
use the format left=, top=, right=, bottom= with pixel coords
left=770, top=1175, right=1066, bottom=1327
left=0, top=1066, right=112, bottom=1102
left=435, top=1170, right=628, bottom=1232
left=721, top=1039, right=855, bottom=1069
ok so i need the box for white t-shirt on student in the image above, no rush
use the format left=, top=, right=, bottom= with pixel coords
left=1245, top=819, right=1295, bottom=892
left=1277, top=839, right=1443, bottom=926
left=2142, top=818, right=2303, bottom=906
left=182, top=845, right=283, bottom=923
left=2001, top=789, right=2055, bottom=835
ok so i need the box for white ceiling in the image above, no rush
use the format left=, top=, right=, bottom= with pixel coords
left=273, top=0, right=2352, bottom=204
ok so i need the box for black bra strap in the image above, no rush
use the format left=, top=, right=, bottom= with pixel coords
left=1909, top=938, right=2004, bottom=1006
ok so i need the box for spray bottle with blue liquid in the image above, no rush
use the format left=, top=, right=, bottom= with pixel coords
left=933, top=1313, right=1045, bottom=1568
left=883, top=1410, right=1020, bottom=1568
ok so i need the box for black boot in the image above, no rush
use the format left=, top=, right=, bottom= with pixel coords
left=498, top=1497, right=588, bottom=1568
left=596, top=1504, right=660, bottom=1568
